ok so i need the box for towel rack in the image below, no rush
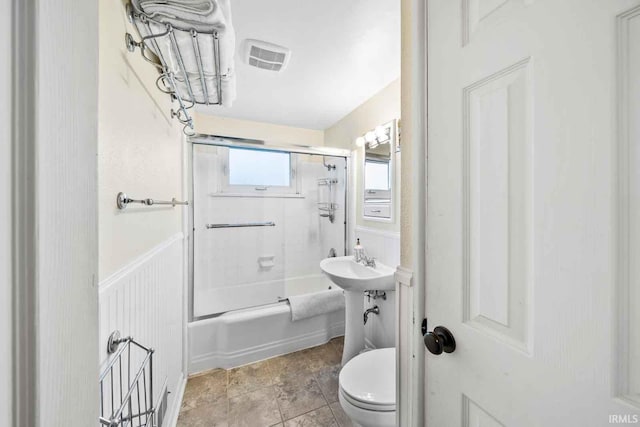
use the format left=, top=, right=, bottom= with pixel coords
left=117, top=192, right=188, bottom=210
left=99, top=331, right=155, bottom=426
left=206, top=222, right=275, bottom=229
left=124, top=2, right=227, bottom=135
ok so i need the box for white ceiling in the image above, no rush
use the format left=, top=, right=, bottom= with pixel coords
left=196, top=0, right=400, bottom=130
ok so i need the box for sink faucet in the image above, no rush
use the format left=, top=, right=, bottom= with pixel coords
left=362, top=256, right=376, bottom=268
left=353, top=239, right=376, bottom=267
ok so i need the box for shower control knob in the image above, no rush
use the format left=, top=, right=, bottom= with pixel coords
left=423, top=326, right=456, bottom=355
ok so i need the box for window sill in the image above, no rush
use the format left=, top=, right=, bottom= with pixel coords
left=208, top=192, right=305, bottom=199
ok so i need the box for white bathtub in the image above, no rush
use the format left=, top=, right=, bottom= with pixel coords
left=188, top=298, right=345, bottom=373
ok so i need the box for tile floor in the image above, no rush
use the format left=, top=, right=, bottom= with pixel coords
left=177, top=336, right=353, bottom=427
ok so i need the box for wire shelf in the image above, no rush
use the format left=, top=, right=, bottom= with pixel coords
left=99, top=332, right=155, bottom=427
left=124, top=2, right=231, bottom=135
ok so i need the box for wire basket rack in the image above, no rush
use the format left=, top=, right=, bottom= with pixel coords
left=99, top=331, right=156, bottom=427
left=124, top=2, right=228, bottom=135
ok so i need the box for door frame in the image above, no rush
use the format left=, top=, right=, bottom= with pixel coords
left=10, top=0, right=100, bottom=425
left=397, top=0, right=428, bottom=426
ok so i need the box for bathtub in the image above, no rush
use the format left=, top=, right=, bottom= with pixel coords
left=188, top=278, right=345, bottom=373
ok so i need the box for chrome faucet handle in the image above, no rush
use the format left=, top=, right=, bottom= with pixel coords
left=364, top=256, right=376, bottom=268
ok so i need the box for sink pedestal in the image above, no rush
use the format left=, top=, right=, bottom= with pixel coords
left=342, top=290, right=365, bottom=365
left=319, top=256, right=395, bottom=365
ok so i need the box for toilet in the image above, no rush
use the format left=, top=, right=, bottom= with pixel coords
left=338, top=348, right=396, bottom=427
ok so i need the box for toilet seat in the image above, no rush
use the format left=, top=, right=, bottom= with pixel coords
left=339, top=347, right=396, bottom=412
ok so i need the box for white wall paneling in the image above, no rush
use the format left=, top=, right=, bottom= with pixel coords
left=617, top=4, right=640, bottom=407
left=354, top=226, right=401, bottom=268
left=99, top=234, right=185, bottom=424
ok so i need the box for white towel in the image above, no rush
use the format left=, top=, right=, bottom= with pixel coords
left=132, top=0, right=228, bottom=33
left=288, top=289, right=345, bottom=322
left=134, top=0, right=237, bottom=106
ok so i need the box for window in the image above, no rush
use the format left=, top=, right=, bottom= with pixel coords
left=223, top=147, right=299, bottom=196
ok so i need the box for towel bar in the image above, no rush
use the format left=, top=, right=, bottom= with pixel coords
left=206, top=222, right=275, bottom=229
left=117, top=192, right=188, bottom=209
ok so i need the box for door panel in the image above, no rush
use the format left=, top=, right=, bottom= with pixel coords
left=426, top=0, right=640, bottom=425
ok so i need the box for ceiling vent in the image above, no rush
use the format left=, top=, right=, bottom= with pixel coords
left=242, top=39, right=291, bottom=72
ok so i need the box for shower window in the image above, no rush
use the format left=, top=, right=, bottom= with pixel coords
left=223, top=147, right=299, bottom=195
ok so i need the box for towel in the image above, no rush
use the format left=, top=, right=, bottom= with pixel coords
left=288, top=289, right=345, bottom=322
left=131, top=0, right=228, bottom=33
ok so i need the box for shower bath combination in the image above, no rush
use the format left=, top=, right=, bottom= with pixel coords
left=186, top=135, right=351, bottom=369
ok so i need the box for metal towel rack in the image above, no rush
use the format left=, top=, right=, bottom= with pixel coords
left=117, top=192, right=188, bottom=210
left=99, top=331, right=155, bottom=427
left=124, top=2, right=227, bottom=135
left=206, top=222, right=275, bottom=229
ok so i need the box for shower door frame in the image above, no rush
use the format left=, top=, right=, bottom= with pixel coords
left=186, top=134, right=352, bottom=321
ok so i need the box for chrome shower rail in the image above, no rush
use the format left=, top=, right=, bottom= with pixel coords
left=206, top=222, right=276, bottom=229
left=117, top=192, right=189, bottom=210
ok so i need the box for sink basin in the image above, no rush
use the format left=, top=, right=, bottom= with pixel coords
left=320, top=256, right=395, bottom=291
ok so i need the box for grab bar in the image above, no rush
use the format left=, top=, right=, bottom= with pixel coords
left=117, top=192, right=188, bottom=209
left=206, top=222, right=276, bottom=229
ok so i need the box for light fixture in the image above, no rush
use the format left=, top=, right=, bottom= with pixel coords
left=355, top=136, right=365, bottom=147
left=365, top=131, right=376, bottom=143
left=375, top=125, right=388, bottom=140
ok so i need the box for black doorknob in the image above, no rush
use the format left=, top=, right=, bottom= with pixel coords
left=423, top=326, right=456, bottom=355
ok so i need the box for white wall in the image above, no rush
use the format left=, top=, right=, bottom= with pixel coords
left=37, top=0, right=99, bottom=424
left=0, top=0, right=11, bottom=422
left=99, top=0, right=185, bottom=280
left=194, top=113, right=325, bottom=147
left=99, top=1, right=187, bottom=424
left=325, top=79, right=401, bottom=234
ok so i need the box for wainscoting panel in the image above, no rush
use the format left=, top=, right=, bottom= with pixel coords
left=99, top=233, right=185, bottom=425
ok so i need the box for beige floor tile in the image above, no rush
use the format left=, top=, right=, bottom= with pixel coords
left=181, top=369, right=228, bottom=412
left=228, top=360, right=273, bottom=397
left=329, top=337, right=344, bottom=359
left=228, top=386, right=282, bottom=427
left=177, top=399, right=228, bottom=427
left=315, top=365, right=340, bottom=403
left=283, top=406, right=337, bottom=427
left=274, top=375, right=327, bottom=420
left=304, top=344, right=342, bottom=371
left=328, top=402, right=354, bottom=427
left=268, top=350, right=315, bottom=383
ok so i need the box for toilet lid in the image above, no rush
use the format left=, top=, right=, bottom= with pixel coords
left=339, top=348, right=395, bottom=410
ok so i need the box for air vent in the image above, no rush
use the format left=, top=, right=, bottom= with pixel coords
left=242, top=39, right=291, bottom=72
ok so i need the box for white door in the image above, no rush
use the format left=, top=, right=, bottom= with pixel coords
left=426, top=0, right=640, bottom=425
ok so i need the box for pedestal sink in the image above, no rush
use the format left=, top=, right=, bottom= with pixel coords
left=320, top=256, right=395, bottom=364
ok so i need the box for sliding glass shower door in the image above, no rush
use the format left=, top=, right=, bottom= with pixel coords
left=192, top=142, right=347, bottom=317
